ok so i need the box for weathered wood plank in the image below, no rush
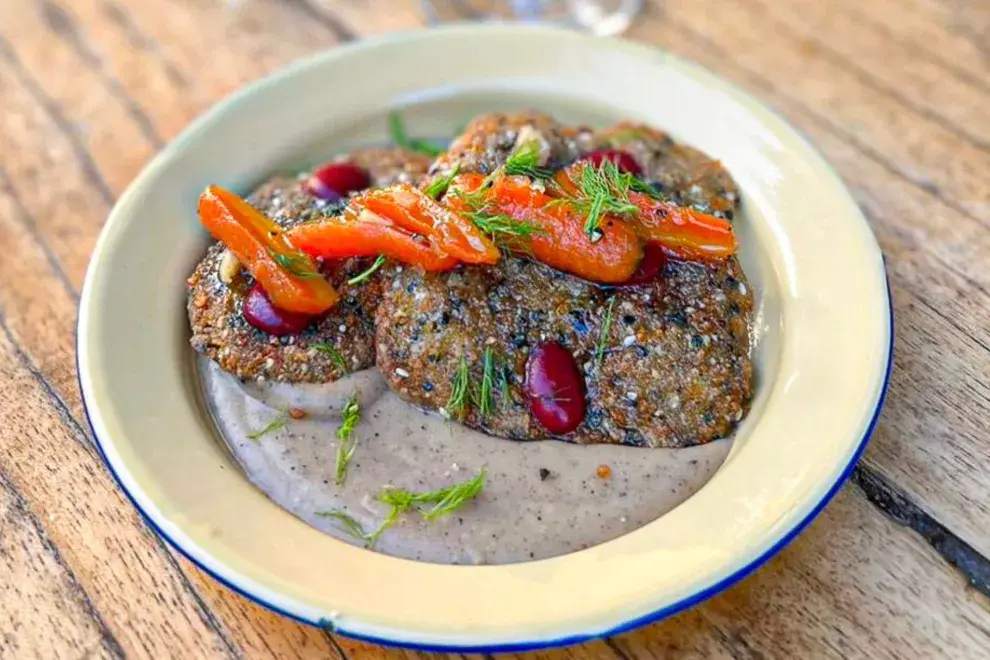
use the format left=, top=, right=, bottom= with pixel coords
left=0, top=1, right=158, bottom=196
left=0, top=322, right=240, bottom=657
left=0, top=474, right=120, bottom=659
left=745, top=0, right=990, bottom=151
left=0, top=41, right=114, bottom=287
left=308, top=0, right=423, bottom=34
left=832, top=0, right=990, bottom=90
left=0, top=165, right=85, bottom=421
left=65, top=0, right=347, bottom=138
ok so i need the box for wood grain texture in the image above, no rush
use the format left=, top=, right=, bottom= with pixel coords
left=0, top=473, right=120, bottom=659
left=1, top=0, right=989, bottom=657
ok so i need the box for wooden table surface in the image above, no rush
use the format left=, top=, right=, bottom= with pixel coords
left=2, top=0, right=989, bottom=657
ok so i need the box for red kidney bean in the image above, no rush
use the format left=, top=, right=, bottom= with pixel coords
left=307, top=162, right=371, bottom=201
left=525, top=342, right=587, bottom=434
left=582, top=149, right=643, bottom=177
left=242, top=283, right=315, bottom=336
left=622, top=242, right=667, bottom=285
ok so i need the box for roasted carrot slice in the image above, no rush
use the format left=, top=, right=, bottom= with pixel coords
left=197, top=185, right=338, bottom=314
left=286, top=209, right=459, bottom=272
left=448, top=174, right=642, bottom=284
left=628, top=192, right=737, bottom=260
left=357, top=185, right=499, bottom=265
left=552, top=165, right=737, bottom=261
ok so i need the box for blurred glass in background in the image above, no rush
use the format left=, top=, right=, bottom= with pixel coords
left=421, top=0, right=643, bottom=36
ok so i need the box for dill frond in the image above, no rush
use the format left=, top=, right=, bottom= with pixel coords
left=447, top=357, right=471, bottom=420
left=246, top=412, right=288, bottom=442
left=334, top=395, right=360, bottom=485
left=346, top=255, right=385, bottom=285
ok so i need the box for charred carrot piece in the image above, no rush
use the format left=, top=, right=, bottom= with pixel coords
left=358, top=185, right=499, bottom=265
left=551, top=165, right=737, bottom=261
left=449, top=174, right=643, bottom=284
left=197, top=186, right=338, bottom=314
left=628, top=192, right=737, bottom=261
left=286, top=208, right=459, bottom=272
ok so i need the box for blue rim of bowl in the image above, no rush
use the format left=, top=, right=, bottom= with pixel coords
left=74, top=277, right=892, bottom=653
left=74, top=25, right=895, bottom=653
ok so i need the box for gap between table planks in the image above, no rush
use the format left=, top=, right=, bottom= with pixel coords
left=0, top=0, right=989, bottom=657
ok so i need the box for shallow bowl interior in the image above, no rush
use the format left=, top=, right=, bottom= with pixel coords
left=78, top=25, right=891, bottom=652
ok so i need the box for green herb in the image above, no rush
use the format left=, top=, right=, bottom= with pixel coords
left=571, top=160, right=639, bottom=241
left=388, top=111, right=444, bottom=156
left=364, top=503, right=404, bottom=547
left=424, top=163, right=461, bottom=199
left=311, top=342, right=348, bottom=372
left=447, top=357, right=471, bottom=420
left=477, top=347, right=495, bottom=418
left=465, top=208, right=541, bottom=247
left=337, top=395, right=360, bottom=440
left=450, top=134, right=551, bottom=210
left=268, top=249, right=322, bottom=279
left=246, top=412, right=287, bottom=442
left=596, top=297, right=616, bottom=365
left=502, top=138, right=552, bottom=180
left=317, top=510, right=369, bottom=543
left=332, top=469, right=489, bottom=546
left=420, top=468, right=488, bottom=521
left=379, top=468, right=488, bottom=523
left=334, top=395, right=360, bottom=485
left=347, top=255, right=386, bottom=285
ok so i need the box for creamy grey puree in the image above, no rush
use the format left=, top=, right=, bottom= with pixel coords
left=200, top=358, right=730, bottom=565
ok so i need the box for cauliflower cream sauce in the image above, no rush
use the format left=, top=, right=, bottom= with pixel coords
left=199, top=357, right=731, bottom=565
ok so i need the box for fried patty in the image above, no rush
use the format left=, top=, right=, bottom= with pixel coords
left=432, top=111, right=590, bottom=176
left=376, top=115, right=753, bottom=447
left=375, top=254, right=751, bottom=447
left=595, top=122, right=739, bottom=218
left=187, top=148, right=431, bottom=383
left=434, top=112, right=738, bottom=219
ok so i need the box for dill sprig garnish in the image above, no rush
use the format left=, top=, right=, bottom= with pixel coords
left=419, top=468, right=488, bottom=521
left=246, top=412, right=288, bottom=442
left=379, top=468, right=488, bottom=523
left=388, top=111, right=444, bottom=157
left=502, top=138, right=553, bottom=180
left=423, top=163, right=461, bottom=199
left=464, top=208, right=541, bottom=248
left=446, top=357, right=471, bottom=420
left=310, top=342, right=348, bottom=372
left=477, top=347, right=495, bottom=418
left=596, top=297, right=616, bottom=365
left=319, top=470, right=489, bottom=546
left=317, top=510, right=369, bottom=543
left=453, top=133, right=551, bottom=209
left=346, top=255, right=385, bottom=285
left=334, top=395, right=360, bottom=485
left=570, top=160, right=639, bottom=242
left=268, top=249, right=322, bottom=279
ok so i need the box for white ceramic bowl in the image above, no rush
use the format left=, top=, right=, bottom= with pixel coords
left=77, top=25, right=891, bottom=652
